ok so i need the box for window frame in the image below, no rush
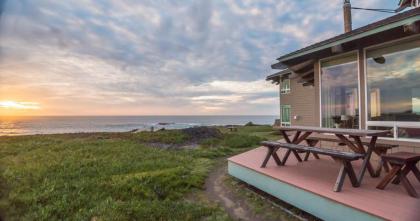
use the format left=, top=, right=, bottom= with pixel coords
left=280, top=79, right=291, bottom=94
left=363, top=34, right=420, bottom=141
left=318, top=50, right=361, bottom=129
left=280, top=104, right=291, bottom=126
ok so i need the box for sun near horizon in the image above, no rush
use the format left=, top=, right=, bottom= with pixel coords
left=0, top=100, right=42, bottom=116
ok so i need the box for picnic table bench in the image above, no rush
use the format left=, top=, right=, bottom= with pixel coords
left=305, top=136, right=398, bottom=176
left=376, top=152, right=420, bottom=198
left=261, top=126, right=393, bottom=192
left=261, top=141, right=364, bottom=192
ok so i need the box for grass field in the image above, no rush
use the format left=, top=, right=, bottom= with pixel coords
left=0, top=125, right=277, bottom=221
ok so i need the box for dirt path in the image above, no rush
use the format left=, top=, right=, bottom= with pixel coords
left=204, top=160, right=266, bottom=221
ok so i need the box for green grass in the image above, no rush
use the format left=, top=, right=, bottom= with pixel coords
left=218, top=125, right=280, bottom=141
left=0, top=125, right=276, bottom=221
left=133, top=130, right=190, bottom=144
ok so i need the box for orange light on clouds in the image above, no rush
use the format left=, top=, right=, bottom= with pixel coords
left=0, top=100, right=41, bottom=110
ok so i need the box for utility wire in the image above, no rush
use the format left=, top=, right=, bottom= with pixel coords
left=351, top=7, right=397, bottom=14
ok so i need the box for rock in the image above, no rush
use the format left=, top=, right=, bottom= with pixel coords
left=158, top=122, right=174, bottom=125
left=244, top=122, right=258, bottom=126
left=144, top=126, right=223, bottom=150
left=181, top=126, right=223, bottom=141
left=128, top=128, right=140, bottom=133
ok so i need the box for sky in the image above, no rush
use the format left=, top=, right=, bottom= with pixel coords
left=0, top=0, right=400, bottom=116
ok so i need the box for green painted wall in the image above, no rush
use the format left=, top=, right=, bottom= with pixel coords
left=228, top=161, right=384, bottom=221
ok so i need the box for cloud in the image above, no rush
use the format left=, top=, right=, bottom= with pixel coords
left=0, top=0, right=398, bottom=115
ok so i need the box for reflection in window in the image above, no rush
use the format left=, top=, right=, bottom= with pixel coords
left=367, top=126, right=394, bottom=138
left=398, top=127, right=420, bottom=139
left=321, top=53, right=359, bottom=128
left=367, top=38, right=420, bottom=122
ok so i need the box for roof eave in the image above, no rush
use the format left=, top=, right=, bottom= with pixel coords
left=276, top=14, right=420, bottom=63
left=266, top=69, right=292, bottom=82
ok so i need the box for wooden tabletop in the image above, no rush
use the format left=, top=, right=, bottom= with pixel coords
left=274, top=126, right=390, bottom=137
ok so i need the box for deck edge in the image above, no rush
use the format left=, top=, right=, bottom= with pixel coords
left=228, top=161, right=384, bottom=221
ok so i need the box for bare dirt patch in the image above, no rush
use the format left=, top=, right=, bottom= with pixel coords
left=204, top=160, right=265, bottom=221
left=204, top=160, right=314, bottom=221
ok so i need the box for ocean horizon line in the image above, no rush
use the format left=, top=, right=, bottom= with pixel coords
left=0, top=115, right=277, bottom=136
left=0, top=114, right=278, bottom=117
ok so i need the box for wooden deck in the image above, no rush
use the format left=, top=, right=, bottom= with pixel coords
left=228, top=147, right=420, bottom=221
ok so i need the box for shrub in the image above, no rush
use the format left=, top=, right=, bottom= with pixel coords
left=199, top=138, right=222, bottom=148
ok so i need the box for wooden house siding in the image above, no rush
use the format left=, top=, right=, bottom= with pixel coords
left=280, top=71, right=318, bottom=126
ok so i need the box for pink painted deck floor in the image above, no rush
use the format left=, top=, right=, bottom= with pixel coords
left=228, top=147, right=420, bottom=221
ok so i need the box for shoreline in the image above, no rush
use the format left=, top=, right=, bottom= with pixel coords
left=0, top=123, right=272, bottom=137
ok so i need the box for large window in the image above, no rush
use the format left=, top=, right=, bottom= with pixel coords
left=280, top=105, right=291, bottom=126
left=366, top=37, right=420, bottom=139
left=280, top=79, right=290, bottom=94
left=321, top=53, right=359, bottom=128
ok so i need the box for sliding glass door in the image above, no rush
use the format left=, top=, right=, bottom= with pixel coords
left=366, top=36, right=420, bottom=139
left=321, top=53, right=359, bottom=128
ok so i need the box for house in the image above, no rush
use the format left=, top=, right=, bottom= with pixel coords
left=228, top=6, right=420, bottom=221
left=267, top=8, right=420, bottom=146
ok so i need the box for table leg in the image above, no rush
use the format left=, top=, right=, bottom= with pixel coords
left=412, top=165, right=420, bottom=182
left=373, top=149, right=389, bottom=177
left=293, top=132, right=312, bottom=161
left=280, top=130, right=313, bottom=163
left=357, top=136, right=377, bottom=185
left=377, top=164, right=401, bottom=189
left=294, top=132, right=312, bottom=145
left=351, top=136, right=376, bottom=177
left=261, top=146, right=274, bottom=168
left=290, top=132, right=303, bottom=162
left=392, top=162, right=414, bottom=184
left=271, top=148, right=282, bottom=166
left=336, top=134, right=376, bottom=179
left=303, top=152, right=310, bottom=161
left=305, top=139, right=320, bottom=160
left=334, top=163, right=347, bottom=192
left=261, top=146, right=282, bottom=168
left=333, top=159, right=359, bottom=192
left=281, top=149, right=292, bottom=165
left=335, top=134, right=359, bottom=152
left=280, top=130, right=292, bottom=143
left=291, top=131, right=301, bottom=143
left=401, top=176, right=418, bottom=198
left=344, top=161, right=359, bottom=187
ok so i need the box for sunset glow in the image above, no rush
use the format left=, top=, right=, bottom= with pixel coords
left=0, top=101, right=41, bottom=110
left=0, top=1, right=395, bottom=116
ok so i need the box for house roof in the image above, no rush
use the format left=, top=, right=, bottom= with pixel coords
left=276, top=8, right=420, bottom=63
left=266, top=69, right=291, bottom=82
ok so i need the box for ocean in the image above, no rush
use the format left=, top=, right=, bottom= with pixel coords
left=0, top=115, right=277, bottom=136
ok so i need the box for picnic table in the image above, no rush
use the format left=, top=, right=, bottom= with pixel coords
left=227, top=126, right=238, bottom=132
left=263, top=126, right=391, bottom=188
